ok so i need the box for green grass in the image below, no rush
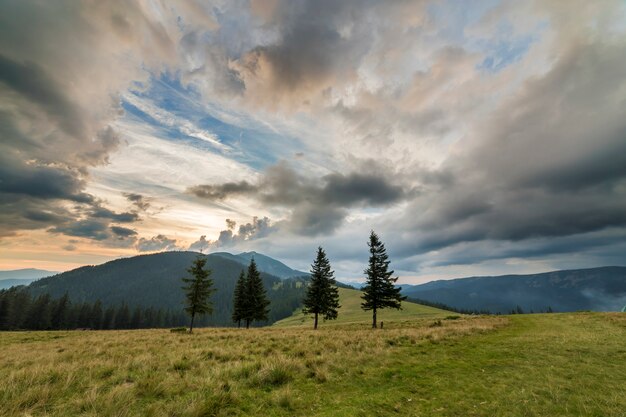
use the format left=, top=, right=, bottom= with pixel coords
left=274, top=288, right=450, bottom=328
left=1, top=311, right=625, bottom=416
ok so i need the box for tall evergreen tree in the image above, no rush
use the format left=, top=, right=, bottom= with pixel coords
left=243, top=259, right=270, bottom=328
left=0, top=292, right=10, bottom=330
left=51, top=293, right=70, bottom=330
left=115, top=304, right=131, bottom=329
left=90, top=300, right=104, bottom=330
left=182, top=256, right=216, bottom=333
left=232, top=270, right=247, bottom=328
left=130, top=306, right=142, bottom=329
left=102, top=306, right=116, bottom=330
left=361, top=231, right=406, bottom=328
left=302, top=247, right=340, bottom=329
left=25, top=294, right=52, bottom=330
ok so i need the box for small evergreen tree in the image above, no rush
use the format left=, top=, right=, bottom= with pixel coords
left=243, top=259, right=270, bottom=328
left=361, top=231, right=405, bottom=328
left=232, top=270, right=247, bottom=328
left=182, top=256, right=216, bottom=333
left=302, top=247, right=340, bottom=329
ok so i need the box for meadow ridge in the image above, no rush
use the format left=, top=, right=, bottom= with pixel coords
left=1, top=307, right=625, bottom=416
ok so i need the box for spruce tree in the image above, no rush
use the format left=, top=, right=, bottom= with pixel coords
left=232, top=270, right=247, bottom=328
left=51, top=293, right=70, bottom=330
left=115, top=304, right=131, bottom=329
left=90, top=300, right=104, bottom=330
left=102, top=306, right=115, bottom=330
left=361, top=231, right=406, bottom=328
left=182, top=256, right=216, bottom=333
left=302, top=247, right=340, bottom=329
left=243, top=259, right=270, bottom=328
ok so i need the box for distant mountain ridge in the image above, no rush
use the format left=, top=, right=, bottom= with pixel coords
left=0, top=269, right=58, bottom=290
left=401, top=266, right=626, bottom=313
left=212, top=251, right=308, bottom=279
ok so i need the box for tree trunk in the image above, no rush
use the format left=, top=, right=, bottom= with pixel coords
left=238, top=320, right=241, bottom=328
left=189, top=313, right=195, bottom=333
left=314, top=312, right=318, bottom=330
left=372, top=308, right=377, bottom=329
left=246, top=319, right=250, bottom=329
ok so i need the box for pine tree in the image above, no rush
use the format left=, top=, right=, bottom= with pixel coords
left=51, top=293, right=70, bottom=330
left=302, top=247, right=340, bottom=329
left=0, top=293, right=8, bottom=330
left=130, top=307, right=142, bottom=329
left=102, top=306, right=115, bottom=330
left=90, top=300, right=104, bottom=330
left=115, top=304, right=131, bottom=329
left=243, top=259, right=270, bottom=328
left=182, top=256, right=216, bottom=333
left=361, top=231, right=406, bottom=328
left=232, top=270, right=247, bottom=328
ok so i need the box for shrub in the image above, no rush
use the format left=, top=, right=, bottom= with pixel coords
left=170, top=327, right=188, bottom=333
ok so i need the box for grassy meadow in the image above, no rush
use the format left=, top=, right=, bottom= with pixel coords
left=274, top=288, right=449, bottom=327
left=1, top=298, right=625, bottom=416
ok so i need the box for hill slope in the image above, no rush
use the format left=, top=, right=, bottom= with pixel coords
left=274, top=288, right=450, bottom=327
left=402, top=266, right=626, bottom=313
left=27, top=251, right=306, bottom=326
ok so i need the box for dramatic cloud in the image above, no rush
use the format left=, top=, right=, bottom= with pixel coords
left=188, top=162, right=408, bottom=235
left=136, top=235, right=180, bottom=252
left=2, top=0, right=625, bottom=280
left=189, top=217, right=273, bottom=252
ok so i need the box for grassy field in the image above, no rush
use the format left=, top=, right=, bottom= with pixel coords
left=1, top=305, right=625, bottom=416
left=274, top=288, right=450, bottom=327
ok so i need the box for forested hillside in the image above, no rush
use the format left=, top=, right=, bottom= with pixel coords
left=25, top=252, right=306, bottom=326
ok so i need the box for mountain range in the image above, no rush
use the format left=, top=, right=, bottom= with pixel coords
left=212, top=251, right=308, bottom=278
left=401, top=266, right=626, bottom=313
left=0, top=269, right=58, bottom=290
left=7, top=253, right=626, bottom=324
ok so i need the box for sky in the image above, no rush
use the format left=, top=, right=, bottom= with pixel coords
left=1, top=0, right=625, bottom=284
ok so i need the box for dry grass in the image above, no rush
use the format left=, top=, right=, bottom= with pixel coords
left=0, top=316, right=504, bottom=416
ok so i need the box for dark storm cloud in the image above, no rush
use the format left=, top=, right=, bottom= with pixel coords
left=187, top=181, right=258, bottom=200
left=110, top=226, right=138, bottom=238
left=0, top=0, right=177, bottom=244
left=0, top=161, right=91, bottom=203
left=388, top=39, right=626, bottom=259
left=0, top=54, right=86, bottom=139
left=123, top=193, right=150, bottom=211
left=188, top=162, right=409, bottom=236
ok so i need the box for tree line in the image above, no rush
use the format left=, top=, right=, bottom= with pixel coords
left=0, top=289, right=193, bottom=331
left=183, top=230, right=405, bottom=330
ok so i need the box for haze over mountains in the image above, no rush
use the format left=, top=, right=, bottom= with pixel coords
left=0, top=269, right=58, bottom=290
left=401, top=267, right=626, bottom=314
